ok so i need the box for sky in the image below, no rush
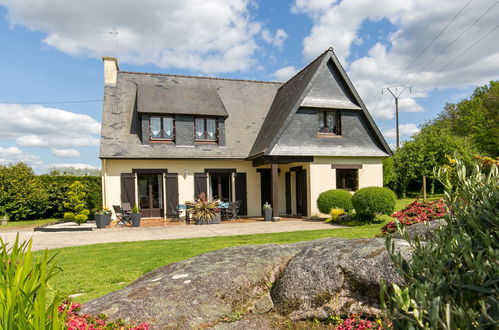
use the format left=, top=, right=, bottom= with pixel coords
left=0, top=0, right=498, bottom=172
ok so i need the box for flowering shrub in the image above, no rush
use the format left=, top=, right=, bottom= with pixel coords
left=325, top=208, right=345, bottom=223
left=60, top=301, right=148, bottom=330
left=381, top=199, right=446, bottom=234
left=335, top=317, right=384, bottom=329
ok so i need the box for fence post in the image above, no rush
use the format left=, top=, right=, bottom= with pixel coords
left=423, top=175, right=427, bottom=202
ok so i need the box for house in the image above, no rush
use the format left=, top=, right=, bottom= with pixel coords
left=99, top=48, right=392, bottom=219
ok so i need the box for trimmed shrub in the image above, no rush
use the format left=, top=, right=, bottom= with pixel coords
left=352, top=187, right=396, bottom=220
left=382, top=159, right=499, bottom=328
left=317, top=189, right=353, bottom=214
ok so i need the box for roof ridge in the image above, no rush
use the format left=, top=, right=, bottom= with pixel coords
left=277, top=48, right=332, bottom=91
left=119, top=71, right=282, bottom=85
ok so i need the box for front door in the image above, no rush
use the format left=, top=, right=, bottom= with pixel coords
left=295, top=169, right=308, bottom=217
left=259, top=169, right=271, bottom=215
left=138, top=173, right=163, bottom=217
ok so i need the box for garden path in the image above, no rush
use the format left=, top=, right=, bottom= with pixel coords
left=0, top=220, right=339, bottom=251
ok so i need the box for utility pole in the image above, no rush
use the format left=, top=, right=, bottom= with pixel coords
left=382, top=86, right=411, bottom=150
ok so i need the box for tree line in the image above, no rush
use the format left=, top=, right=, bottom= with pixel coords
left=384, top=81, right=498, bottom=197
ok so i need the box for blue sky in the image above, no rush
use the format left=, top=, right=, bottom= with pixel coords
left=0, top=0, right=497, bottom=172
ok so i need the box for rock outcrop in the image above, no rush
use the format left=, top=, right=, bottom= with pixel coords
left=391, top=219, right=446, bottom=240
left=82, top=238, right=411, bottom=329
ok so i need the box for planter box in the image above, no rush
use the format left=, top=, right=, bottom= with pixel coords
left=131, top=213, right=141, bottom=227
left=263, top=208, right=272, bottom=222
left=94, top=214, right=111, bottom=229
left=212, top=213, right=221, bottom=224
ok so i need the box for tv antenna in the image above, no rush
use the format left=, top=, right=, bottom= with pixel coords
left=98, top=29, right=119, bottom=59
left=382, top=86, right=411, bottom=150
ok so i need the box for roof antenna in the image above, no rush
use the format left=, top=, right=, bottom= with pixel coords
left=98, top=29, right=119, bottom=59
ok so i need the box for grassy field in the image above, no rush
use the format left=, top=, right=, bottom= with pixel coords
left=0, top=218, right=61, bottom=229
left=34, top=195, right=443, bottom=303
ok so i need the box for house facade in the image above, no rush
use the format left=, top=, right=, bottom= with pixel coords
left=99, top=48, right=392, bottom=219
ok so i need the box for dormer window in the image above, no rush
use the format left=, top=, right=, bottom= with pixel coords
left=150, top=116, right=175, bottom=142
left=318, top=110, right=341, bottom=135
left=195, top=117, right=218, bottom=142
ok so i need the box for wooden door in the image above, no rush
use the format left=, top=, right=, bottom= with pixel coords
left=235, top=173, right=247, bottom=216
left=138, top=173, right=163, bottom=217
left=259, top=170, right=271, bottom=215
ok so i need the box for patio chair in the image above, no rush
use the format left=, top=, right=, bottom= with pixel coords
left=113, top=205, right=132, bottom=226
left=225, top=201, right=241, bottom=220
left=121, top=202, right=132, bottom=213
left=169, top=201, right=182, bottom=222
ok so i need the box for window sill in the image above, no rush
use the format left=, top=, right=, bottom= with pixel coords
left=150, top=139, right=175, bottom=144
left=316, top=133, right=342, bottom=138
left=195, top=140, right=219, bottom=145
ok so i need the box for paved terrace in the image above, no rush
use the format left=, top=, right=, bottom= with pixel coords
left=0, top=220, right=339, bottom=251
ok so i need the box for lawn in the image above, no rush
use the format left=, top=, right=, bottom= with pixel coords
left=39, top=221, right=388, bottom=303
left=36, top=195, right=442, bottom=304
left=0, top=218, right=61, bottom=229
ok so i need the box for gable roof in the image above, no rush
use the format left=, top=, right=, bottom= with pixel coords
left=248, top=48, right=392, bottom=157
left=137, top=84, right=228, bottom=117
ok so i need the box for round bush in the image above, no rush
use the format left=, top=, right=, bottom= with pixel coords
left=317, top=189, right=353, bottom=214
left=352, top=187, right=396, bottom=220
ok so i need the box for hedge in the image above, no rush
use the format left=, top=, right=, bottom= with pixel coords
left=351, top=187, right=396, bottom=220
left=38, top=175, right=102, bottom=218
left=316, top=189, right=353, bottom=214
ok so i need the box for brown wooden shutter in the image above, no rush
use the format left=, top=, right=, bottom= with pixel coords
left=165, top=173, right=179, bottom=216
left=194, top=173, right=208, bottom=199
left=301, top=170, right=308, bottom=217
left=235, top=173, right=247, bottom=216
left=120, top=173, right=136, bottom=207
left=285, top=172, right=291, bottom=215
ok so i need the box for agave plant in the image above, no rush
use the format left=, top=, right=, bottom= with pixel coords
left=186, top=194, right=220, bottom=224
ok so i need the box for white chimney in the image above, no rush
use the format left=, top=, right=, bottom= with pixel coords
left=102, top=56, right=119, bottom=86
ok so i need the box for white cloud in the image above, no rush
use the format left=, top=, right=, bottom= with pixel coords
left=51, top=149, right=81, bottom=158
left=50, top=163, right=100, bottom=170
left=293, top=0, right=499, bottom=120
left=383, top=123, right=420, bottom=139
left=0, top=104, right=100, bottom=148
left=272, top=66, right=298, bottom=81
left=0, top=146, right=42, bottom=165
left=261, top=28, right=288, bottom=49
left=0, top=0, right=266, bottom=74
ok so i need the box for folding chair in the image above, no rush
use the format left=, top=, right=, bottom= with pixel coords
left=121, top=202, right=132, bottom=213
left=226, top=201, right=241, bottom=220
left=113, top=205, right=132, bottom=226
left=169, top=201, right=182, bottom=222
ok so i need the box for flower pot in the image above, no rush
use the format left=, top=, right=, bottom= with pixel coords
left=95, top=214, right=111, bottom=229
left=131, top=213, right=141, bottom=227
left=212, top=213, right=221, bottom=224
left=195, top=218, right=211, bottom=225
left=264, top=208, right=272, bottom=222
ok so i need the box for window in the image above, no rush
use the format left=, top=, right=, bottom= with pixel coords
left=336, top=169, right=358, bottom=191
left=149, top=116, right=175, bottom=141
left=195, top=117, right=218, bottom=142
left=318, top=110, right=341, bottom=135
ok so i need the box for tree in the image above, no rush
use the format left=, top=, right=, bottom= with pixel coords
left=392, top=126, right=476, bottom=196
left=63, top=181, right=90, bottom=225
left=0, top=163, right=49, bottom=220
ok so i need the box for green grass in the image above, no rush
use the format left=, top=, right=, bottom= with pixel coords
left=38, top=222, right=388, bottom=303
left=0, top=218, right=61, bottom=229
left=32, top=195, right=440, bottom=304
left=395, top=194, right=443, bottom=211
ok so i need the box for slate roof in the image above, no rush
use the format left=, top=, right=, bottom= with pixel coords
left=99, top=72, right=281, bottom=159
left=248, top=48, right=392, bottom=157
left=137, top=84, right=228, bottom=117
left=99, top=48, right=391, bottom=160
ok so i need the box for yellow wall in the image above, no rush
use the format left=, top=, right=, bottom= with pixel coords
left=102, top=157, right=384, bottom=219
left=309, top=157, right=384, bottom=217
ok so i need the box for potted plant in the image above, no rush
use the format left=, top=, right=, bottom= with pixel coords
left=186, top=195, right=220, bottom=225
left=263, top=202, right=272, bottom=222
left=94, top=207, right=112, bottom=229
left=131, top=204, right=141, bottom=227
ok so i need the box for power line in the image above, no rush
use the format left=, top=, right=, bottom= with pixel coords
left=0, top=100, right=103, bottom=105
left=416, top=23, right=499, bottom=90
left=394, top=0, right=473, bottom=85
left=401, top=0, right=499, bottom=86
